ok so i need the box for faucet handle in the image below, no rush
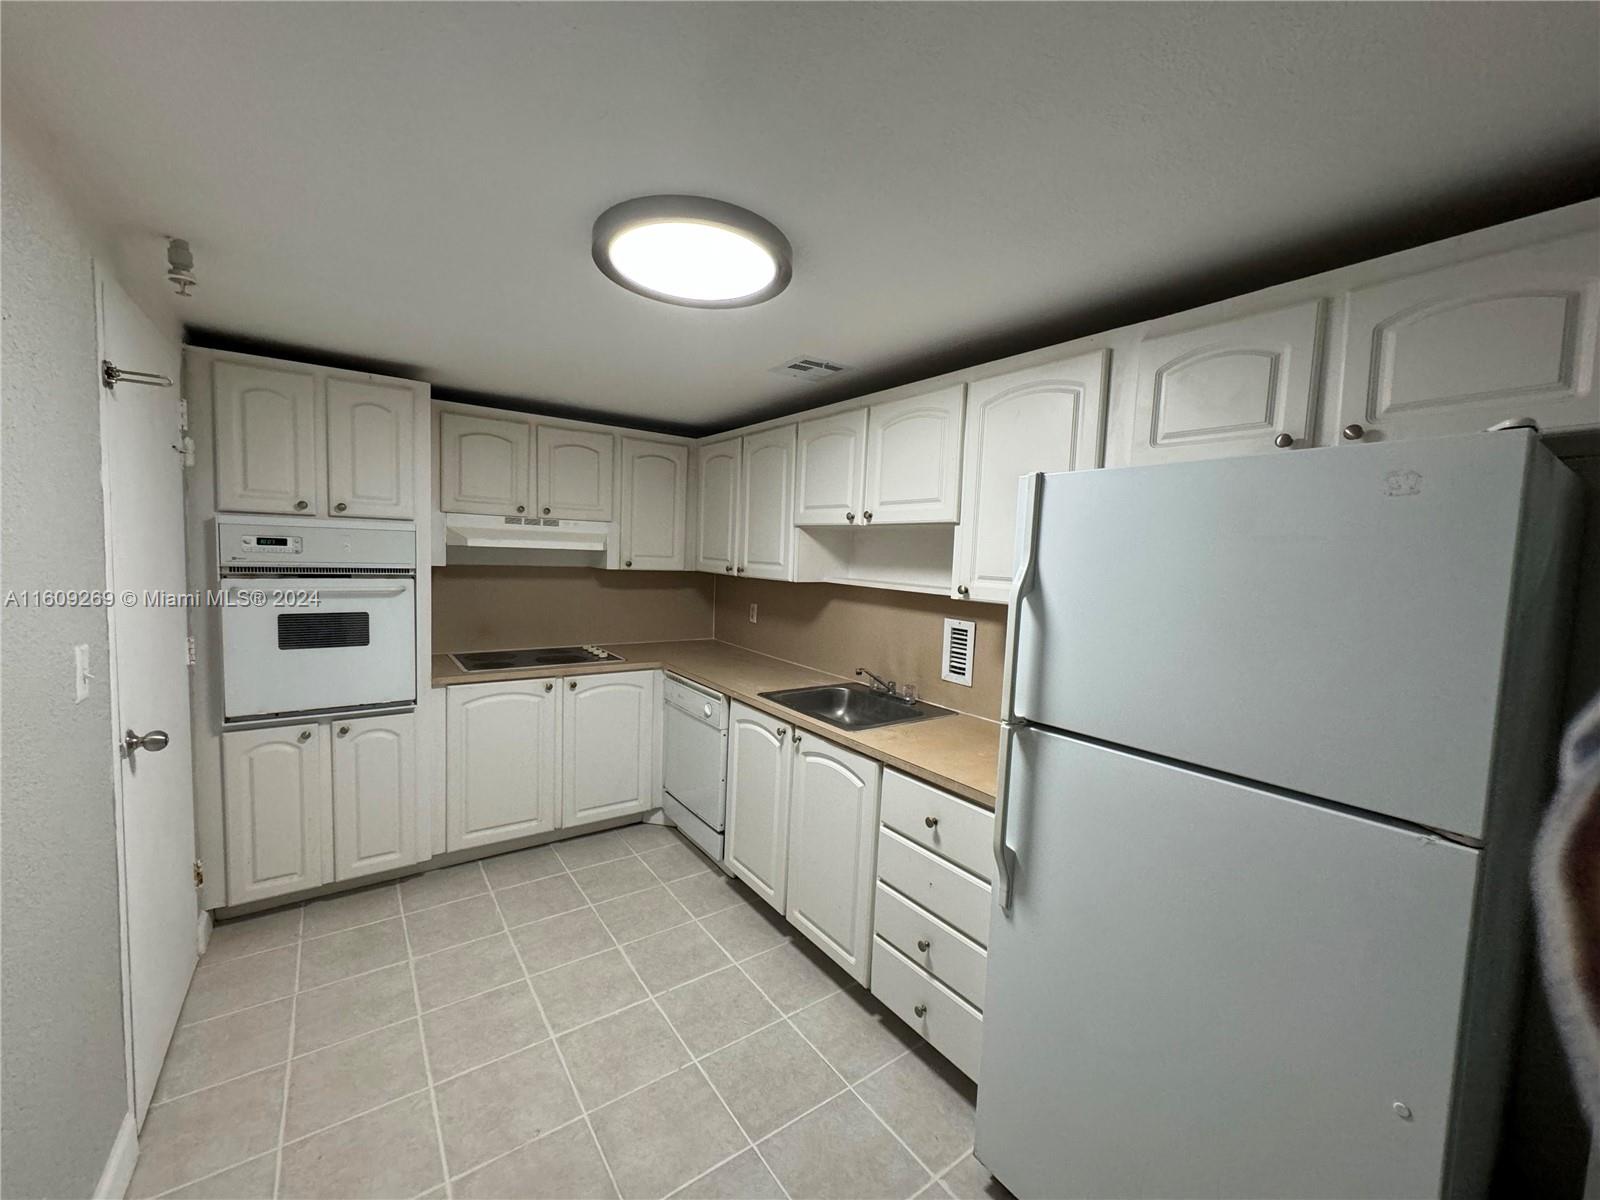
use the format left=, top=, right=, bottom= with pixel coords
left=899, top=683, right=918, bottom=704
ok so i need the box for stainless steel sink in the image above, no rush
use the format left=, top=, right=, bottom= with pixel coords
left=759, top=683, right=951, bottom=731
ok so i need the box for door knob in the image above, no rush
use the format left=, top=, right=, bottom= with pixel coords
left=334, top=502, right=347, bottom=513
left=792, top=732, right=801, bottom=745
left=913, top=1003, right=927, bottom=1018
left=1273, top=433, right=1295, bottom=449
left=1342, top=424, right=1366, bottom=442
left=917, top=938, right=931, bottom=952
left=123, top=728, right=169, bottom=757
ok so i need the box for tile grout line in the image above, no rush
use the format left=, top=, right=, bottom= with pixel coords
left=482, top=857, right=628, bottom=1200
left=399, top=883, right=456, bottom=1200
left=271, top=904, right=305, bottom=1200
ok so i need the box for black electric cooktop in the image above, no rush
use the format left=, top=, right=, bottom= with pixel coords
left=450, top=645, right=624, bottom=672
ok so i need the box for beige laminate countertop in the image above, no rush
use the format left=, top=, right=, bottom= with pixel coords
left=431, top=639, right=1000, bottom=807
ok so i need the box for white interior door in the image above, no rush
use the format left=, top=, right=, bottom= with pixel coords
left=97, top=270, right=198, bottom=1124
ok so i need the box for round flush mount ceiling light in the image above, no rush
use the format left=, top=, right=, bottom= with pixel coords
left=592, top=195, right=792, bottom=308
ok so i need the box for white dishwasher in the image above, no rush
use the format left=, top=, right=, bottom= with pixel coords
left=661, top=674, right=729, bottom=864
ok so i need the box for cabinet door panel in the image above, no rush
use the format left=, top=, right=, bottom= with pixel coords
left=446, top=681, right=558, bottom=849
left=863, top=386, right=964, bottom=524
left=223, top=723, right=326, bottom=904
left=795, top=410, right=868, bottom=526
left=439, top=412, right=531, bottom=516
left=740, top=426, right=796, bottom=580
left=537, top=427, right=615, bottom=520
left=786, top=736, right=881, bottom=983
left=214, top=361, right=318, bottom=515
left=953, top=350, right=1107, bottom=603
left=1339, top=230, right=1600, bottom=440
left=332, top=713, right=417, bottom=881
left=563, top=671, right=655, bottom=827
left=327, top=379, right=415, bottom=519
left=724, top=703, right=790, bottom=911
left=695, top=438, right=742, bottom=574
left=1130, top=300, right=1322, bottom=464
left=620, top=439, right=688, bottom=570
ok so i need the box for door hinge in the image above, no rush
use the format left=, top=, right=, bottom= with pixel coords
left=177, top=397, right=190, bottom=432
left=173, top=434, right=196, bottom=467
left=192, top=860, right=204, bottom=888
left=186, top=635, right=197, bottom=667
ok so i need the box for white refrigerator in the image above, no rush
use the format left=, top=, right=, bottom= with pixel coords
left=974, top=430, right=1579, bottom=1200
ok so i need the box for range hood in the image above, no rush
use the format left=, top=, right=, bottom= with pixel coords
left=434, top=513, right=619, bottom=567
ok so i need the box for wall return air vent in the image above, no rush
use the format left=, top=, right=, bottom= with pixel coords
left=941, top=618, right=976, bottom=687
left=770, top=356, right=850, bottom=382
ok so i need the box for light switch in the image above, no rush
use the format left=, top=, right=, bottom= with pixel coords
left=74, top=644, right=93, bottom=702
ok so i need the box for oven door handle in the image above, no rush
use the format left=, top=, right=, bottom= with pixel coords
left=226, top=582, right=411, bottom=600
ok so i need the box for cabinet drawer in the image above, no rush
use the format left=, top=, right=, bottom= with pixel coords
left=881, top=769, right=993, bottom=880
left=877, top=828, right=992, bottom=947
left=874, top=883, right=986, bottom=1010
left=872, top=936, right=983, bottom=1081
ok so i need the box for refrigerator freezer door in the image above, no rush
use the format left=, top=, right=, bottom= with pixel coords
left=976, top=728, right=1479, bottom=1200
left=1015, top=431, right=1550, bottom=839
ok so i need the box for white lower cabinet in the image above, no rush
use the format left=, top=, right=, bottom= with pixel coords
left=223, top=713, right=421, bottom=904
left=785, top=735, right=882, bottom=984
left=724, top=702, right=792, bottom=910
left=446, top=679, right=560, bottom=850
left=223, top=723, right=328, bottom=905
left=562, top=671, right=657, bottom=826
left=331, top=713, right=417, bottom=881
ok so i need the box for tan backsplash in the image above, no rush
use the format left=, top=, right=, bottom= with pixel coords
left=713, top=577, right=1006, bottom=719
left=432, top=567, right=713, bottom=652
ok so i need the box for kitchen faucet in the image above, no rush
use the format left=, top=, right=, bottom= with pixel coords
left=856, top=667, right=916, bottom=704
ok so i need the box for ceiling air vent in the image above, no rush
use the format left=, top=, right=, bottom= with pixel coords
left=941, top=618, right=976, bottom=687
left=770, top=356, right=850, bottom=382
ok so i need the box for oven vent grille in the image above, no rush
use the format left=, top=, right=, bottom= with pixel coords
left=220, top=565, right=413, bottom=578
left=277, top=612, right=370, bottom=650
left=941, top=618, right=975, bottom=687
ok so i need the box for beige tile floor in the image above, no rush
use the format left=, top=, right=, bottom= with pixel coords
left=131, top=824, right=1014, bottom=1200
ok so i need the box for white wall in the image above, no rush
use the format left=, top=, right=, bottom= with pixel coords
left=0, top=117, right=131, bottom=1200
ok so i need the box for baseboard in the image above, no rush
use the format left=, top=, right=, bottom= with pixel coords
left=94, top=1110, right=138, bottom=1200
left=196, top=909, right=213, bottom=957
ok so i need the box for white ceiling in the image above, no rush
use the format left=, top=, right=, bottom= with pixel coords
left=4, top=3, right=1597, bottom=432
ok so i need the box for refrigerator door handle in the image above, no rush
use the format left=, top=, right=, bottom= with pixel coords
left=994, top=719, right=1021, bottom=912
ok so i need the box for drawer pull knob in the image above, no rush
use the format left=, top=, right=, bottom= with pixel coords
left=917, top=938, right=930, bottom=952
left=924, top=815, right=939, bottom=829
left=544, top=681, right=554, bottom=692
left=913, top=1002, right=927, bottom=1018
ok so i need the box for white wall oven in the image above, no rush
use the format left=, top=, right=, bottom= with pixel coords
left=217, top=519, right=416, bottom=722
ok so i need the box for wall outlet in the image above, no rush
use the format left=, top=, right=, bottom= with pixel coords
left=74, top=644, right=92, bottom=702
left=748, top=603, right=758, bottom=624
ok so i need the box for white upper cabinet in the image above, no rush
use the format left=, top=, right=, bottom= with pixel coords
left=953, top=350, right=1108, bottom=604
left=795, top=409, right=868, bottom=526
left=222, top=723, right=327, bottom=904
left=619, top=438, right=688, bottom=570
left=537, top=426, right=615, bottom=520
left=1337, top=229, right=1600, bottom=442
left=446, top=679, right=558, bottom=849
left=786, top=734, right=882, bottom=984
left=724, top=702, right=792, bottom=912
left=562, top=671, right=655, bottom=827
left=1129, top=300, right=1324, bottom=463
left=213, top=361, right=319, bottom=515
left=862, top=385, right=964, bottom=525
left=331, top=712, right=417, bottom=882
left=695, top=437, right=742, bottom=575
left=439, top=411, right=531, bottom=516
left=326, top=378, right=415, bottom=519
left=740, top=425, right=796, bottom=580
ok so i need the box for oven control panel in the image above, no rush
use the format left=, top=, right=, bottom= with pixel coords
left=239, top=534, right=303, bottom=555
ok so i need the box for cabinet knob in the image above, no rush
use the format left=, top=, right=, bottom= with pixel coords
left=736, top=566, right=746, bottom=574
left=924, top=815, right=939, bottom=829
left=516, top=505, right=526, bottom=513
left=1273, top=433, right=1295, bottom=449
left=917, top=938, right=931, bottom=952
left=337, top=724, right=350, bottom=737
left=294, top=499, right=309, bottom=511
left=542, top=507, right=552, bottom=515
left=568, top=680, right=577, bottom=690
left=1342, top=423, right=1366, bottom=442
left=297, top=729, right=312, bottom=743
left=724, top=565, right=733, bottom=573
left=913, top=1002, right=927, bottom=1018
left=956, top=585, right=969, bottom=597
left=845, top=511, right=855, bottom=523
left=544, top=681, right=554, bottom=692
left=334, top=502, right=347, bottom=513
left=776, top=726, right=787, bottom=738
left=624, top=559, right=633, bottom=568
left=862, top=510, right=873, bottom=522
left=792, top=732, right=801, bottom=745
